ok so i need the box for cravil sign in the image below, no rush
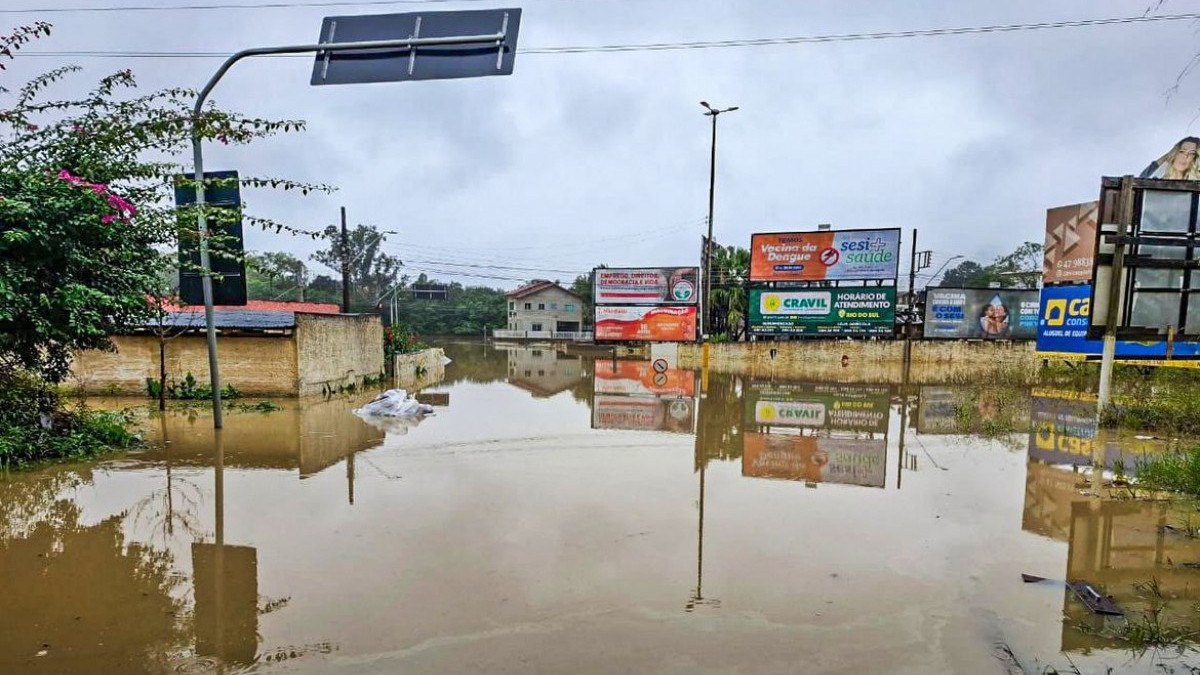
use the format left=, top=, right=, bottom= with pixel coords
left=743, top=382, right=892, bottom=434
left=749, top=287, right=895, bottom=337
left=1036, top=284, right=1200, bottom=361
left=750, top=229, right=901, bottom=282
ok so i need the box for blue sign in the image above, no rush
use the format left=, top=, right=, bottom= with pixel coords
left=1036, top=284, right=1200, bottom=358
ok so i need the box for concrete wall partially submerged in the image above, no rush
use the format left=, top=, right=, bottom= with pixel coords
left=393, top=348, right=447, bottom=391
left=678, top=340, right=1038, bottom=384
left=70, top=313, right=384, bottom=396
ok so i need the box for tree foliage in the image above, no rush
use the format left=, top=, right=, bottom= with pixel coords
left=0, top=23, right=324, bottom=381
left=936, top=242, right=1043, bottom=290
left=710, top=245, right=750, bottom=340
left=311, top=224, right=403, bottom=309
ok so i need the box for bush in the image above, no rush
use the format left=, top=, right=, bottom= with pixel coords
left=0, top=372, right=139, bottom=469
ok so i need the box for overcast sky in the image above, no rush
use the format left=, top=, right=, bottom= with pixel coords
left=6, top=0, right=1200, bottom=289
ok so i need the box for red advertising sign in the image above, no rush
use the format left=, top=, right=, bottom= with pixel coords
left=594, top=267, right=699, bottom=305
left=594, top=306, right=697, bottom=342
left=594, top=361, right=696, bottom=397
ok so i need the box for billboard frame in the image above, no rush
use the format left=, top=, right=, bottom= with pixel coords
left=1087, top=176, right=1200, bottom=344
left=749, top=227, right=903, bottom=284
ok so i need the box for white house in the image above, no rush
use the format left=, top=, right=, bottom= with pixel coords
left=500, top=280, right=586, bottom=338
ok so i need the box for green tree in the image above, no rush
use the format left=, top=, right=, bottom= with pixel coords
left=311, top=224, right=403, bottom=310
left=939, top=260, right=985, bottom=287
left=0, top=23, right=325, bottom=382
left=710, top=245, right=750, bottom=340
left=246, top=250, right=307, bottom=301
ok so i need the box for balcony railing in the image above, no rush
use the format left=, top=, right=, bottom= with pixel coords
left=492, top=329, right=593, bottom=342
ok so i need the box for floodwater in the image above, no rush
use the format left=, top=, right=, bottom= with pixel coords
left=3, top=341, right=1200, bottom=674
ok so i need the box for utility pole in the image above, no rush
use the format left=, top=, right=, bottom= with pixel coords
left=340, top=206, right=350, bottom=314
left=906, top=229, right=918, bottom=363
left=700, top=101, right=739, bottom=339
left=1098, top=176, right=1135, bottom=412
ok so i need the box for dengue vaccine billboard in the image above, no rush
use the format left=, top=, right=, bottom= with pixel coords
left=923, top=288, right=1040, bottom=339
left=750, top=228, right=901, bottom=282
left=749, top=287, right=895, bottom=337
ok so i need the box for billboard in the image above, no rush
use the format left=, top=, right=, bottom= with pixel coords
left=1090, top=176, right=1200, bottom=341
left=742, top=432, right=886, bottom=488
left=750, top=229, right=901, bottom=282
left=594, top=306, right=697, bottom=342
left=743, top=382, right=891, bottom=434
left=592, top=395, right=695, bottom=433
left=1043, top=202, right=1098, bottom=284
left=593, top=267, right=699, bottom=305
left=923, top=287, right=1040, bottom=339
left=749, top=287, right=895, bottom=337
left=594, top=361, right=696, bottom=398
left=175, top=171, right=247, bottom=306
left=1037, top=283, right=1200, bottom=361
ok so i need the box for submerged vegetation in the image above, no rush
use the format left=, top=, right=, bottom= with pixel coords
left=0, top=374, right=139, bottom=469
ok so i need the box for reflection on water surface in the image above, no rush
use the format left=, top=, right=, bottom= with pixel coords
left=2, top=340, right=1198, bottom=674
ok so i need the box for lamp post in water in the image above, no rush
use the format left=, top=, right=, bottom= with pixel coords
left=700, top=101, right=738, bottom=340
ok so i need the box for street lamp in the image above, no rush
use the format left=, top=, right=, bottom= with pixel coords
left=926, top=254, right=965, bottom=288
left=700, top=101, right=738, bottom=339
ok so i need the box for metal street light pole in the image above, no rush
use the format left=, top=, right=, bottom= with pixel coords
left=190, top=30, right=508, bottom=428
left=700, top=101, right=738, bottom=340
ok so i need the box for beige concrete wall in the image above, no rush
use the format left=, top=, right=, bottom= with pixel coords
left=295, top=313, right=384, bottom=396
left=393, top=347, right=446, bottom=391
left=678, top=339, right=1038, bottom=385
left=69, top=334, right=298, bottom=395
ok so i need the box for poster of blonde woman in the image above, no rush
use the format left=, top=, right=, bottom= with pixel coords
left=1140, top=136, right=1200, bottom=180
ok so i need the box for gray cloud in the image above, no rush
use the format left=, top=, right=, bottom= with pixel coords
left=6, top=0, right=1199, bottom=285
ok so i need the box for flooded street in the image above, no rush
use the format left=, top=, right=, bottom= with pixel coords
left=3, top=341, right=1199, bottom=674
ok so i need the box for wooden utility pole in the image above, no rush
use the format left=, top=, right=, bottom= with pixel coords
left=1098, top=176, right=1135, bottom=412
left=340, top=206, right=350, bottom=314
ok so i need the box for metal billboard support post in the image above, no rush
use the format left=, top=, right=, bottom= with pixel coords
left=1097, top=175, right=1135, bottom=414
left=188, top=13, right=519, bottom=428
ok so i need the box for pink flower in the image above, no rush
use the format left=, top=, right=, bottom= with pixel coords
left=90, top=183, right=108, bottom=195
left=100, top=214, right=118, bottom=224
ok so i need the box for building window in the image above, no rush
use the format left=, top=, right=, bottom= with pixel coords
left=509, top=301, right=515, bottom=310
left=532, top=323, right=543, bottom=331
left=550, top=302, right=558, bottom=310
left=524, top=302, right=532, bottom=310
left=565, top=303, right=576, bottom=312
left=538, top=303, right=545, bottom=310
left=531, top=350, right=543, bottom=357
left=538, top=370, right=545, bottom=376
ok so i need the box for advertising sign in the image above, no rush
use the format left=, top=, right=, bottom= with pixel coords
left=594, top=306, right=697, bottom=342
left=749, top=287, right=896, bottom=337
left=743, top=382, right=891, bottom=433
left=593, top=267, right=699, bottom=305
left=750, top=229, right=901, bottom=282
left=923, top=288, right=1040, bottom=339
left=594, top=361, right=696, bottom=398
left=1028, top=389, right=1104, bottom=467
left=1037, top=283, right=1200, bottom=361
left=591, top=394, right=695, bottom=433
left=742, top=433, right=886, bottom=488
left=1043, top=202, right=1098, bottom=284
left=916, top=386, right=959, bottom=434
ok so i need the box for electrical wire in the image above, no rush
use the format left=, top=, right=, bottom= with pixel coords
left=16, top=13, right=1200, bottom=57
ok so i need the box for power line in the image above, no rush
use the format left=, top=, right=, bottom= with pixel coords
left=15, top=13, right=1200, bottom=58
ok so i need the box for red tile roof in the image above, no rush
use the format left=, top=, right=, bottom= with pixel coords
left=157, top=299, right=341, bottom=314
left=507, top=280, right=582, bottom=300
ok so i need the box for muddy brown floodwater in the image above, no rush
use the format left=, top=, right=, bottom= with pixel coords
left=3, top=340, right=1200, bottom=674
